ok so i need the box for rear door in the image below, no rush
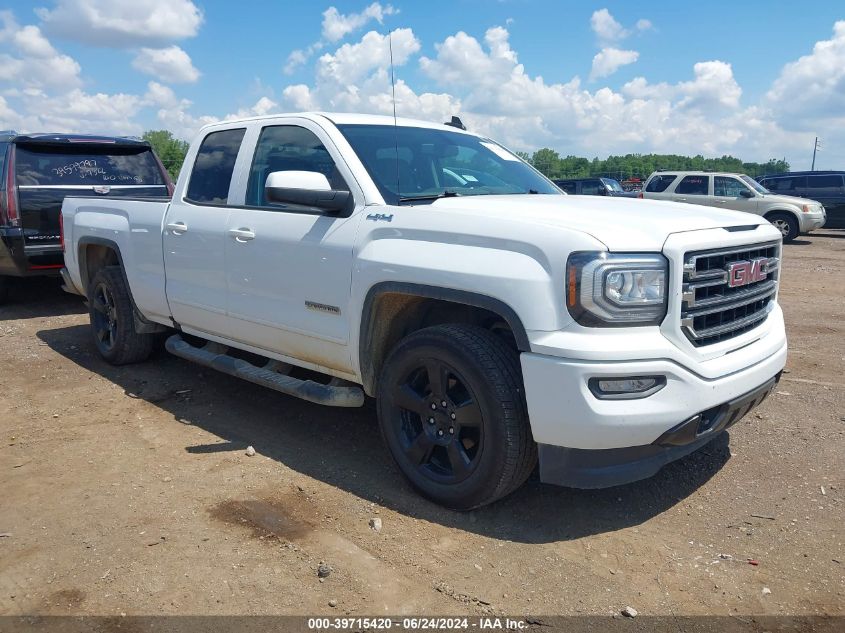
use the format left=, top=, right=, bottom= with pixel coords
left=14, top=141, right=169, bottom=268
left=671, top=174, right=710, bottom=205
left=805, top=174, right=844, bottom=208
left=163, top=127, right=246, bottom=338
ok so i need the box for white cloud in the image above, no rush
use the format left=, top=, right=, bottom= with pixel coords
left=766, top=20, right=845, bottom=130
left=635, top=19, right=653, bottom=32
left=132, top=46, right=200, bottom=83
left=0, top=11, right=81, bottom=90
left=322, top=3, right=397, bottom=42
left=590, top=48, right=639, bottom=80
left=284, top=49, right=309, bottom=75
left=36, top=0, right=203, bottom=48
left=283, top=3, right=397, bottom=75
left=590, top=9, right=629, bottom=44
left=318, top=28, right=419, bottom=85
left=678, top=61, right=742, bottom=110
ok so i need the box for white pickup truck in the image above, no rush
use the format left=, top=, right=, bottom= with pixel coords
left=61, top=113, right=787, bottom=509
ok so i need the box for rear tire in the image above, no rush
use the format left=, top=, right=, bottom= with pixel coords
left=767, top=212, right=799, bottom=242
left=87, top=266, right=154, bottom=365
left=377, top=324, right=537, bottom=510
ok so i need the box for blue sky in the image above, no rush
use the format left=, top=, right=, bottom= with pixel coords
left=1, top=1, right=844, bottom=168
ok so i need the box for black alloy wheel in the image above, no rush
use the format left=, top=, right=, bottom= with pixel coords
left=377, top=324, right=536, bottom=509
left=388, top=357, right=484, bottom=484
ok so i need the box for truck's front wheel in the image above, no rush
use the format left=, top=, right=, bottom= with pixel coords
left=87, top=266, right=154, bottom=365
left=377, top=324, right=537, bottom=510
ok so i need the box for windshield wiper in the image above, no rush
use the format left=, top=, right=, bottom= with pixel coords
left=398, top=190, right=461, bottom=203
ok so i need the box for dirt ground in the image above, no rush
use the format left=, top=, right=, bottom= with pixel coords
left=0, top=231, right=843, bottom=621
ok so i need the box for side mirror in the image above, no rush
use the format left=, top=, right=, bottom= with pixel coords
left=265, top=171, right=350, bottom=213
left=739, top=189, right=754, bottom=198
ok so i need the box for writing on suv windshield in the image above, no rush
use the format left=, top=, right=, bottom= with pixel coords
left=336, top=124, right=560, bottom=204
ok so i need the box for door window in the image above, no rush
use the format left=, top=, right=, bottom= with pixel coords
left=185, top=128, right=246, bottom=204
left=580, top=180, right=602, bottom=195
left=675, top=175, right=709, bottom=195
left=807, top=175, right=844, bottom=188
left=555, top=181, right=576, bottom=194
left=765, top=176, right=805, bottom=192
left=645, top=174, right=676, bottom=192
left=245, top=125, right=348, bottom=207
left=714, top=176, right=750, bottom=197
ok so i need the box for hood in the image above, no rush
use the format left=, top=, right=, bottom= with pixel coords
left=758, top=192, right=822, bottom=208
left=428, top=194, right=768, bottom=251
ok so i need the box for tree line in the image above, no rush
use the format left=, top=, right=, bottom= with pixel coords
left=141, top=129, right=790, bottom=183
left=517, top=148, right=790, bottom=181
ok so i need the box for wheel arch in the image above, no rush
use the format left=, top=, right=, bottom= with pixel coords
left=763, top=207, right=801, bottom=223
left=78, top=237, right=167, bottom=334
left=358, top=282, right=530, bottom=396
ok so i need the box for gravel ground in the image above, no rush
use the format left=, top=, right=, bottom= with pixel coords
left=0, top=231, right=843, bottom=620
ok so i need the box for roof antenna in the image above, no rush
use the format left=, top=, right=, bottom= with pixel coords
left=389, top=29, right=400, bottom=198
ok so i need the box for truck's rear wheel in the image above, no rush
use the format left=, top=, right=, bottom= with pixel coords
left=87, top=266, right=154, bottom=365
left=377, top=324, right=536, bottom=510
left=767, top=212, right=799, bottom=242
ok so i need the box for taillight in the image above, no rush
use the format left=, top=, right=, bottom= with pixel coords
left=2, top=146, right=19, bottom=226
left=637, top=191, right=643, bottom=199
left=151, top=149, right=175, bottom=197
left=59, top=210, right=65, bottom=252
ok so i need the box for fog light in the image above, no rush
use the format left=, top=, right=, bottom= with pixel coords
left=589, top=375, right=666, bottom=400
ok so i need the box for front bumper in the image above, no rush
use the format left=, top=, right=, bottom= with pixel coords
left=799, top=209, right=826, bottom=232
left=536, top=373, right=779, bottom=488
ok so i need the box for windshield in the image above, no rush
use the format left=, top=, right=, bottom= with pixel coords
left=601, top=178, right=624, bottom=192
left=741, top=175, right=769, bottom=194
left=336, top=124, right=560, bottom=204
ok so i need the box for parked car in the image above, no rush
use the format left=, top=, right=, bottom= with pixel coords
left=554, top=177, right=638, bottom=197
left=640, top=170, right=826, bottom=241
left=0, top=132, right=172, bottom=303
left=61, top=113, right=786, bottom=509
left=757, top=171, right=845, bottom=229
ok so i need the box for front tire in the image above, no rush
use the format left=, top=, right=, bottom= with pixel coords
left=377, top=324, right=536, bottom=510
left=87, top=266, right=154, bottom=365
left=767, top=212, right=799, bottom=242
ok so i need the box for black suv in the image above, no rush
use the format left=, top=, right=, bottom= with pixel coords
left=757, top=171, right=844, bottom=229
left=553, top=177, right=638, bottom=198
left=0, top=132, right=172, bottom=303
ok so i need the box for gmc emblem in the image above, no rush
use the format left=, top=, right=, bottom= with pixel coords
left=728, top=258, right=768, bottom=288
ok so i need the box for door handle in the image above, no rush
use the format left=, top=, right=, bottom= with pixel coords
left=228, top=228, right=255, bottom=242
left=716, top=200, right=728, bottom=203
left=166, top=221, right=188, bottom=234
left=674, top=197, right=687, bottom=202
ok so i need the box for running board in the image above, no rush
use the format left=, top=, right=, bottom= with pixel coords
left=165, top=335, right=365, bottom=408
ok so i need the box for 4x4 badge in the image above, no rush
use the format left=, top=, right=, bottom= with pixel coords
left=366, top=213, right=393, bottom=222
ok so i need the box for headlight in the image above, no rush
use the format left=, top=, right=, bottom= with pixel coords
left=566, top=252, right=668, bottom=326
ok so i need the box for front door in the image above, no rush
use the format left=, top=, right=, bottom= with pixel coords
left=710, top=175, right=758, bottom=215
left=163, top=127, right=246, bottom=338
left=223, top=122, right=361, bottom=374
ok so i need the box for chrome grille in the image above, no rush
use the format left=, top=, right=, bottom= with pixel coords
left=681, top=242, right=780, bottom=346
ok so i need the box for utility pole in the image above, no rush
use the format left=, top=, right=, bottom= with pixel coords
left=811, top=137, right=821, bottom=171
